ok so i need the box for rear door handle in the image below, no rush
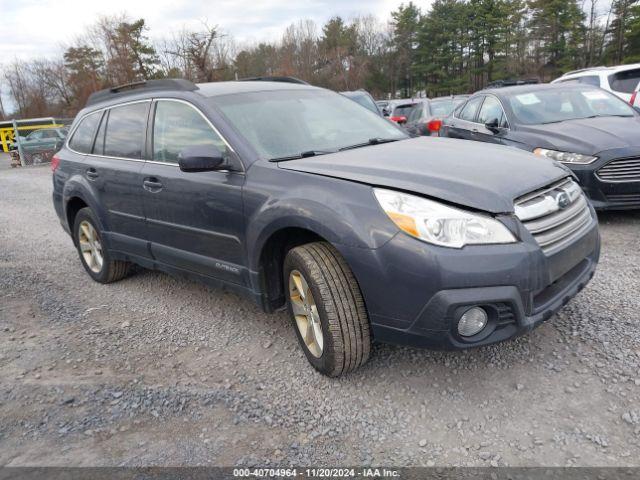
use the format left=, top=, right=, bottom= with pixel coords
left=86, top=168, right=99, bottom=180
left=143, top=177, right=163, bottom=192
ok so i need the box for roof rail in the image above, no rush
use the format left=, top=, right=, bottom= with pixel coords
left=238, top=76, right=309, bottom=85
left=561, top=66, right=610, bottom=76
left=86, top=79, right=199, bottom=106
left=485, top=78, right=539, bottom=89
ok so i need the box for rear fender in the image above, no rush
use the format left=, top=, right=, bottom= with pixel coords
left=62, top=174, right=111, bottom=239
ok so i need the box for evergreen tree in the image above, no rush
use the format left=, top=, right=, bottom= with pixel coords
left=624, top=2, right=640, bottom=62
left=604, top=0, right=640, bottom=63
left=390, top=2, right=421, bottom=96
left=527, top=0, right=587, bottom=78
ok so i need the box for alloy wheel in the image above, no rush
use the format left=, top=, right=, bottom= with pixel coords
left=289, top=269, right=324, bottom=358
left=78, top=220, right=104, bottom=273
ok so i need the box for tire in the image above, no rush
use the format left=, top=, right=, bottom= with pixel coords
left=73, top=207, right=130, bottom=283
left=284, top=242, right=371, bottom=376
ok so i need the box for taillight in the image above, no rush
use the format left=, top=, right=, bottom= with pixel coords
left=51, top=155, right=60, bottom=172
left=390, top=115, right=407, bottom=124
left=427, top=119, right=442, bottom=132
left=630, top=91, right=637, bottom=106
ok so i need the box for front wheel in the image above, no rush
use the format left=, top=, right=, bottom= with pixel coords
left=73, top=207, right=131, bottom=283
left=284, top=242, right=371, bottom=377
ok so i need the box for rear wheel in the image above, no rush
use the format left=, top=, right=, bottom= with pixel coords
left=73, top=207, right=130, bottom=283
left=284, top=242, right=371, bottom=377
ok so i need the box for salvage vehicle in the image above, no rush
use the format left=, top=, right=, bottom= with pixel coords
left=12, top=126, right=67, bottom=151
left=53, top=79, right=600, bottom=376
left=441, top=83, right=640, bottom=209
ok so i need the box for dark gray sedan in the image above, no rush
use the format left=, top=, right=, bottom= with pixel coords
left=441, top=83, right=640, bottom=209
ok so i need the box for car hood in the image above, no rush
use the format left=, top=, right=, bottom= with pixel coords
left=517, top=116, right=640, bottom=154
left=277, top=137, right=569, bottom=213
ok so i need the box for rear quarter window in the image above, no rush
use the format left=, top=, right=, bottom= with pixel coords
left=578, top=76, right=601, bottom=87
left=68, top=112, right=102, bottom=154
left=609, top=69, right=640, bottom=93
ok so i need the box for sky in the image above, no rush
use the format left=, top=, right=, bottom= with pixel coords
left=0, top=0, right=431, bottom=61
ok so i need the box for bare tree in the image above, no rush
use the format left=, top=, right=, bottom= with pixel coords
left=163, top=23, right=219, bottom=81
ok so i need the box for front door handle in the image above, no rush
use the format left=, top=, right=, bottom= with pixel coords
left=86, top=168, right=99, bottom=180
left=143, top=177, right=163, bottom=192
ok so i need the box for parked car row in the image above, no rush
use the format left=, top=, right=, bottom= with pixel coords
left=386, top=82, right=640, bottom=210
left=402, top=96, right=469, bottom=136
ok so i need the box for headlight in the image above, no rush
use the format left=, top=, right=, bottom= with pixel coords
left=373, top=189, right=517, bottom=248
left=533, top=148, right=597, bottom=165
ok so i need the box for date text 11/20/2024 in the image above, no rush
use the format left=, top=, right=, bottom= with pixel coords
left=232, top=468, right=400, bottom=478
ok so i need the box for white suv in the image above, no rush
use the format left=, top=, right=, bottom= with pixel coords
left=551, top=63, right=640, bottom=103
left=631, top=82, right=640, bottom=108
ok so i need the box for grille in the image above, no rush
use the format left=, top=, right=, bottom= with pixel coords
left=514, top=178, right=593, bottom=255
left=606, top=193, right=640, bottom=205
left=597, top=157, right=640, bottom=182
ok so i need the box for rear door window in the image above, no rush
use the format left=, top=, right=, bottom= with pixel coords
left=28, top=130, right=44, bottom=140
left=69, top=112, right=102, bottom=154
left=43, top=130, right=58, bottom=139
left=609, top=69, right=640, bottom=93
left=103, top=102, right=149, bottom=159
left=459, top=96, right=483, bottom=122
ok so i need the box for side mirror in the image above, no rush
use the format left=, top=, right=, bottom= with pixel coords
left=485, top=118, right=501, bottom=134
left=178, top=145, right=225, bottom=172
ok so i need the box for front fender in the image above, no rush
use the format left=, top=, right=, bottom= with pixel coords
left=244, top=164, right=399, bottom=276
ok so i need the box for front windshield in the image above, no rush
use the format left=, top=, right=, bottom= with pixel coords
left=213, top=90, right=406, bottom=159
left=507, top=88, right=635, bottom=125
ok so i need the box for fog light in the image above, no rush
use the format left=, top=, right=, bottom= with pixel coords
left=458, top=307, right=488, bottom=337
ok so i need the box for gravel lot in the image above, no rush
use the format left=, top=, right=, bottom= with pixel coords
left=1, top=164, right=639, bottom=467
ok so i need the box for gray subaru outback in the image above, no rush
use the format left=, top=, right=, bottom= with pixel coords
left=52, top=79, right=600, bottom=376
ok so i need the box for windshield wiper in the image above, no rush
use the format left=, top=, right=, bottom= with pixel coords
left=338, top=137, right=401, bottom=151
left=579, top=114, right=633, bottom=120
left=269, top=150, right=335, bottom=162
left=540, top=114, right=633, bottom=125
